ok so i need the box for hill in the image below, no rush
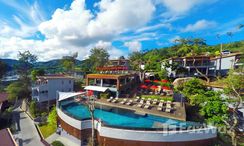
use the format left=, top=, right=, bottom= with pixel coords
left=0, top=59, right=84, bottom=73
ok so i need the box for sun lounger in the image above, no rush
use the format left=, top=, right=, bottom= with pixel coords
left=126, top=100, right=133, bottom=106
left=157, top=102, right=163, bottom=111
left=107, top=97, right=113, bottom=102
left=144, top=101, right=151, bottom=109
left=165, top=108, right=172, bottom=113
left=137, top=100, right=144, bottom=108
left=134, top=96, right=140, bottom=102
left=166, top=103, right=171, bottom=109
left=120, top=99, right=127, bottom=104
left=157, top=105, right=163, bottom=111
left=112, top=97, right=119, bottom=103
left=137, top=103, right=143, bottom=108
left=152, top=99, right=158, bottom=104
left=167, top=100, right=172, bottom=104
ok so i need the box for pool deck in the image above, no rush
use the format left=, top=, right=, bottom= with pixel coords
left=96, top=99, right=186, bottom=121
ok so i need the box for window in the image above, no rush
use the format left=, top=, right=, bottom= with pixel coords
left=69, top=80, right=71, bottom=84
left=62, top=80, right=64, bottom=84
left=69, top=88, right=71, bottom=92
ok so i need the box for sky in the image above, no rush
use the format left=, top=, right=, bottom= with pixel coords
left=0, top=0, right=243, bottom=61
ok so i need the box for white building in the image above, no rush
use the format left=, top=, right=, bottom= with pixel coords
left=162, top=52, right=242, bottom=78
left=32, top=75, right=74, bottom=102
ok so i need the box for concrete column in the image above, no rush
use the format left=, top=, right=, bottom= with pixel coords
left=101, top=79, right=103, bottom=87
left=116, top=79, right=120, bottom=90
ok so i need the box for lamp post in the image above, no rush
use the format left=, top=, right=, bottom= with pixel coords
left=87, top=90, right=95, bottom=146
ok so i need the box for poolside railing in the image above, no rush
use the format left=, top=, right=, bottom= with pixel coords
left=58, top=102, right=206, bottom=132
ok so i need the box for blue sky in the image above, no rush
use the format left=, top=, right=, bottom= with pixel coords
left=0, top=0, right=243, bottom=61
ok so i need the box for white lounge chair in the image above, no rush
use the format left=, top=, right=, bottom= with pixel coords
left=112, top=97, right=119, bottom=103
left=166, top=103, right=171, bottom=109
left=157, top=102, right=163, bottom=111
left=120, top=99, right=127, bottom=104
left=126, top=100, right=133, bottom=106
left=134, top=96, right=140, bottom=102
left=144, top=101, right=151, bottom=109
left=152, top=99, right=158, bottom=104
left=137, top=100, right=144, bottom=108
left=165, top=108, right=172, bottom=113
left=107, top=97, right=113, bottom=102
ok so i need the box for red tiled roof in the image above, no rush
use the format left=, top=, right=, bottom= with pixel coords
left=0, top=93, right=8, bottom=103
left=0, top=128, right=17, bottom=146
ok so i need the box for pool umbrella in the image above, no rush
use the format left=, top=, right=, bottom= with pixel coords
left=140, top=84, right=148, bottom=89
left=144, top=79, right=151, bottom=83
left=162, top=86, right=171, bottom=90
left=87, top=90, right=94, bottom=96
left=161, top=79, right=168, bottom=83
left=150, top=85, right=158, bottom=91
left=153, top=80, right=160, bottom=83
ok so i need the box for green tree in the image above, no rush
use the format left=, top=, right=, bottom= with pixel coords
left=6, top=82, right=27, bottom=102
left=200, top=91, right=228, bottom=126
left=16, top=51, right=37, bottom=80
left=15, top=51, right=37, bottom=99
left=31, top=69, right=45, bottom=81
left=29, top=100, right=37, bottom=118
left=88, top=48, right=109, bottom=72
left=177, top=78, right=207, bottom=105
left=61, top=52, right=78, bottom=73
left=222, top=69, right=244, bottom=146
left=0, top=61, right=7, bottom=79
left=48, top=107, right=57, bottom=127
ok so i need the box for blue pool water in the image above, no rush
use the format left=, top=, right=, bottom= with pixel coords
left=61, top=102, right=193, bottom=129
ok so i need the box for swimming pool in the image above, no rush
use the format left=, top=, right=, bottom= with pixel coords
left=60, top=101, right=195, bottom=129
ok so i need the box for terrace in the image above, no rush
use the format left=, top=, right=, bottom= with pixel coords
left=96, top=97, right=186, bottom=121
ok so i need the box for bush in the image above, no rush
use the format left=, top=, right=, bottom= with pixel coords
left=51, top=140, right=65, bottom=146
left=48, top=107, right=57, bottom=127
left=100, top=92, right=110, bottom=99
left=29, top=101, right=37, bottom=118
left=141, top=95, right=173, bottom=101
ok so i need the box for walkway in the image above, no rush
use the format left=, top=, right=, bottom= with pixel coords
left=46, top=130, right=83, bottom=146
left=12, top=107, right=44, bottom=146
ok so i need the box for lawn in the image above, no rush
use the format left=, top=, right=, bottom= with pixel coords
left=141, top=95, right=173, bottom=101
left=39, top=124, right=56, bottom=138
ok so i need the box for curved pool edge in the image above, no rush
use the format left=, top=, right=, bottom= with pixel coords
left=57, top=108, right=217, bottom=144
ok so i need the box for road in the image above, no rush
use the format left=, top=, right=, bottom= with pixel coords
left=12, top=107, right=44, bottom=146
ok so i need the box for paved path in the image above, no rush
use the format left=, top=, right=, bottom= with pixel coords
left=46, top=130, right=82, bottom=146
left=12, top=107, right=44, bottom=146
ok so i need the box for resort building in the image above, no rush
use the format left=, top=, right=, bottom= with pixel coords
left=85, top=73, right=139, bottom=98
left=108, top=59, right=130, bottom=68
left=162, top=52, right=242, bottom=78
left=85, top=58, right=139, bottom=98
left=56, top=92, right=217, bottom=146
left=32, top=75, right=74, bottom=102
left=0, top=128, right=18, bottom=146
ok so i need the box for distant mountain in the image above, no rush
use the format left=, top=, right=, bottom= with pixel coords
left=0, top=58, right=84, bottom=73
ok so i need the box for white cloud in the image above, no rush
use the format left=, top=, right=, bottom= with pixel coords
left=0, top=0, right=155, bottom=61
left=157, top=0, right=218, bottom=17
left=181, top=19, right=217, bottom=32
left=136, top=23, right=172, bottom=33
left=39, top=0, right=155, bottom=47
left=124, top=41, right=142, bottom=52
